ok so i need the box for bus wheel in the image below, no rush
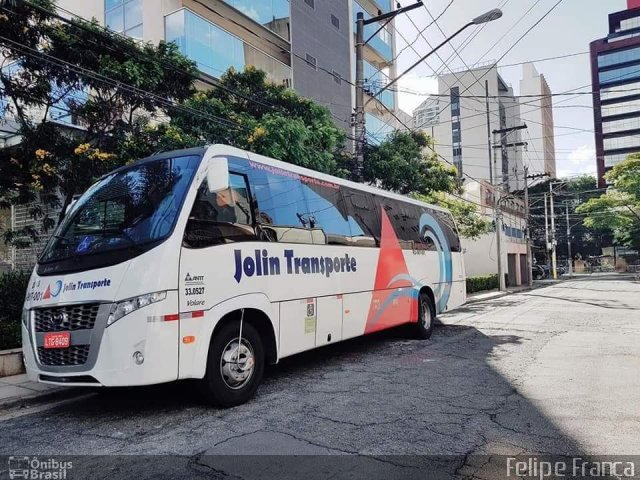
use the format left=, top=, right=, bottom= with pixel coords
left=200, top=321, right=264, bottom=407
left=416, top=292, right=435, bottom=340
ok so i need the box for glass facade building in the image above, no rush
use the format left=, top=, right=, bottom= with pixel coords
left=165, top=9, right=291, bottom=85
left=591, top=2, right=640, bottom=186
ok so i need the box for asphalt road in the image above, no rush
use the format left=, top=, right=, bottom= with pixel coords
left=0, top=275, right=639, bottom=479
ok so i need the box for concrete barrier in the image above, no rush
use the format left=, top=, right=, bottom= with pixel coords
left=0, top=348, right=25, bottom=377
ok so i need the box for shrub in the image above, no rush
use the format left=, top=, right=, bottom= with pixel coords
left=0, top=270, right=30, bottom=350
left=466, top=274, right=498, bottom=294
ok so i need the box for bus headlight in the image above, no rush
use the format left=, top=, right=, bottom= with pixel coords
left=107, top=291, right=167, bottom=327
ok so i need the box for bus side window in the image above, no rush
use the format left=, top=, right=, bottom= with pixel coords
left=183, top=173, right=255, bottom=248
left=300, top=182, right=352, bottom=246
left=343, top=189, right=380, bottom=247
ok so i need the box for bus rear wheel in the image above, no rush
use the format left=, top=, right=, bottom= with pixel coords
left=416, top=292, right=435, bottom=339
left=200, top=321, right=264, bottom=407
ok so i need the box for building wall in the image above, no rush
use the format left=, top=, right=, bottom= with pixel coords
left=460, top=181, right=527, bottom=284
left=291, top=0, right=352, bottom=131
left=426, top=66, right=524, bottom=192
left=590, top=6, right=640, bottom=187
left=519, top=63, right=556, bottom=178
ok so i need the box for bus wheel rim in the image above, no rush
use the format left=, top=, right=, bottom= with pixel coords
left=421, top=300, right=431, bottom=330
left=220, top=338, right=255, bottom=390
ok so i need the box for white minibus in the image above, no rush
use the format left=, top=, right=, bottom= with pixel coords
left=22, top=145, right=466, bottom=406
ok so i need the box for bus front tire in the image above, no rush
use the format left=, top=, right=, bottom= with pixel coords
left=416, top=293, right=435, bottom=340
left=200, top=321, right=264, bottom=407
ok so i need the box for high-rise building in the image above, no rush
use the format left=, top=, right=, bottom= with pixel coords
left=519, top=63, right=556, bottom=178
left=590, top=0, right=640, bottom=187
left=415, top=64, right=525, bottom=192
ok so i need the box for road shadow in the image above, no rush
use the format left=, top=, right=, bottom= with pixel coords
left=0, top=317, right=589, bottom=479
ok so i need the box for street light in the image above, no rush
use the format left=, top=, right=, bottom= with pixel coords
left=472, top=8, right=503, bottom=24
left=353, top=7, right=503, bottom=178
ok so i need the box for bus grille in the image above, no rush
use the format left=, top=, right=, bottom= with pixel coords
left=37, top=345, right=90, bottom=366
left=34, top=304, right=100, bottom=332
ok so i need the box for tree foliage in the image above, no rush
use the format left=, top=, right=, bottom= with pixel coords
left=0, top=0, right=196, bottom=245
left=363, top=131, right=459, bottom=195
left=132, top=67, right=349, bottom=177
left=413, top=192, right=491, bottom=239
left=526, top=175, right=612, bottom=261
left=576, top=155, right=640, bottom=250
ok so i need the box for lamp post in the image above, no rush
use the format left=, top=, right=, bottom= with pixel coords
left=353, top=7, right=503, bottom=180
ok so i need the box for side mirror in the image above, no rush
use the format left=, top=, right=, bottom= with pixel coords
left=207, top=157, right=229, bottom=193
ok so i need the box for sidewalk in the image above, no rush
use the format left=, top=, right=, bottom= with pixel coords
left=0, top=373, right=83, bottom=410
left=465, top=281, right=550, bottom=305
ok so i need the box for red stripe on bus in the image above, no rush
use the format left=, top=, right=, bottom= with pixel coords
left=164, top=314, right=180, bottom=322
left=191, top=310, right=204, bottom=318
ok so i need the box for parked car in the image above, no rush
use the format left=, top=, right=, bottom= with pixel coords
left=532, top=264, right=547, bottom=280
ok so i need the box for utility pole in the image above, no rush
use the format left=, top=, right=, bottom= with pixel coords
left=544, top=192, right=550, bottom=267
left=566, top=202, right=572, bottom=276
left=523, top=170, right=549, bottom=286
left=353, top=1, right=424, bottom=181
left=354, top=11, right=365, bottom=181
left=486, top=80, right=492, bottom=186
left=491, top=130, right=505, bottom=290
left=549, top=182, right=557, bottom=280
left=491, top=124, right=527, bottom=290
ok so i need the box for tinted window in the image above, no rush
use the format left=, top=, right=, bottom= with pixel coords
left=184, top=172, right=256, bottom=248
left=245, top=162, right=319, bottom=244
left=301, top=183, right=352, bottom=246
left=380, top=198, right=422, bottom=250
left=435, top=210, right=461, bottom=252
left=343, top=188, right=380, bottom=247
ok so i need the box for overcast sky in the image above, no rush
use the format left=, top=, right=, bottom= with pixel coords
left=394, top=0, right=626, bottom=179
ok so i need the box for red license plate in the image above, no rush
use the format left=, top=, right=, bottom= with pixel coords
left=43, top=332, right=70, bottom=349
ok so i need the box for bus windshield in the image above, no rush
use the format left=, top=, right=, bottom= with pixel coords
left=38, top=155, right=200, bottom=272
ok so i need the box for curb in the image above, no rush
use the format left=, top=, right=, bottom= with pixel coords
left=464, top=282, right=549, bottom=306
left=0, top=386, right=88, bottom=412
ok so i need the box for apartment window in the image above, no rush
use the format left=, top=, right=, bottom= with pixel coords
left=599, top=64, right=640, bottom=85
left=304, top=0, right=315, bottom=8
left=450, top=87, right=460, bottom=117
left=331, top=14, right=340, bottom=29
left=598, top=46, right=640, bottom=68
left=105, top=0, right=143, bottom=39
left=452, top=121, right=461, bottom=144
left=305, top=53, right=317, bottom=70
left=332, top=71, right=342, bottom=85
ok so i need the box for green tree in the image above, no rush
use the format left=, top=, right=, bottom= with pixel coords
left=576, top=155, right=640, bottom=250
left=527, top=175, right=610, bottom=261
left=0, top=0, right=197, bottom=245
left=129, top=67, right=349, bottom=177
left=363, top=131, right=459, bottom=195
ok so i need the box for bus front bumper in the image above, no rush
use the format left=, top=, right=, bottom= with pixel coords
left=22, top=295, right=181, bottom=388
